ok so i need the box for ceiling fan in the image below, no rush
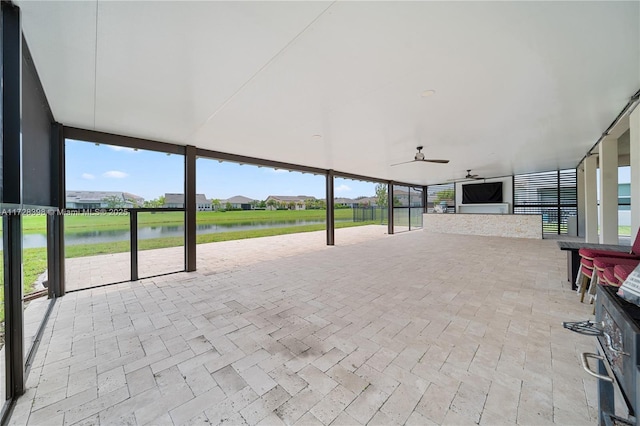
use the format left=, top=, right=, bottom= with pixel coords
left=447, top=169, right=484, bottom=182
left=390, top=146, right=450, bottom=166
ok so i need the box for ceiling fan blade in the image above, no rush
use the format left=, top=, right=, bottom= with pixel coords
left=390, top=160, right=416, bottom=166
left=423, top=159, right=450, bottom=164
left=447, top=169, right=483, bottom=181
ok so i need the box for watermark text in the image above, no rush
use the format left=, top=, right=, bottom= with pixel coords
left=1, top=208, right=129, bottom=216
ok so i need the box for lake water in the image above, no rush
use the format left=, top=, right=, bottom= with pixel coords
left=17, top=219, right=342, bottom=249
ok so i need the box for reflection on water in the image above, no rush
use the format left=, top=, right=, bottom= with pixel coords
left=18, top=219, right=337, bottom=249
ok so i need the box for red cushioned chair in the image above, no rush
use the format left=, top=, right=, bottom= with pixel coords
left=614, top=263, right=637, bottom=284
left=579, top=227, right=640, bottom=262
left=601, top=266, right=619, bottom=286
left=578, top=256, right=640, bottom=302
left=577, top=259, right=595, bottom=302
left=593, top=256, right=640, bottom=275
left=576, top=228, right=640, bottom=302
left=586, top=257, right=640, bottom=303
left=596, top=261, right=639, bottom=288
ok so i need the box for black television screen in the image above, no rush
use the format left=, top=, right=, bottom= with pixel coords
left=462, top=182, right=503, bottom=204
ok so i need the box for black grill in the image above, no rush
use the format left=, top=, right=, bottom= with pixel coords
left=564, top=285, right=640, bottom=425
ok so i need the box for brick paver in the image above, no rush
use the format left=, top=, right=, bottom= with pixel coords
left=11, top=226, right=598, bottom=425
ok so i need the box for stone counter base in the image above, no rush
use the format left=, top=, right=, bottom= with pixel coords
left=423, top=213, right=542, bottom=239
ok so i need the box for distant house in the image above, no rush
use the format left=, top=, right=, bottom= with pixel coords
left=393, top=189, right=410, bottom=206
left=222, top=195, right=255, bottom=210
left=355, top=196, right=378, bottom=207
left=265, top=195, right=315, bottom=210
left=334, top=197, right=357, bottom=208
left=66, top=191, right=144, bottom=209
left=164, top=193, right=212, bottom=211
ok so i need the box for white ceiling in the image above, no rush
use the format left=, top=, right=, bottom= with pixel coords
left=17, top=1, right=640, bottom=185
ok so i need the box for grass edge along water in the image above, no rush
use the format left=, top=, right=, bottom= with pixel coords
left=0, top=209, right=383, bottom=324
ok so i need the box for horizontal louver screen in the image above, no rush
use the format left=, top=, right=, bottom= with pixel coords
left=514, top=170, right=558, bottom=205
left=560, top=169, right=578, bottom=205
left=513, top=169, right=577, bottom=234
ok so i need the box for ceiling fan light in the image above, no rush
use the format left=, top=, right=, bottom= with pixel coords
left=415, top=152, right=425, bottom=161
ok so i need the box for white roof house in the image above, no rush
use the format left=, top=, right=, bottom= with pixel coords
left=265, top=195, right=316, bottom=210
left=66, top=191, right=144, bottom=209
left=164, top=193, right=212, bottom=211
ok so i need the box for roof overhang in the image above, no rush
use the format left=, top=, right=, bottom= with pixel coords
left=16, top=1, right=640, bottom=184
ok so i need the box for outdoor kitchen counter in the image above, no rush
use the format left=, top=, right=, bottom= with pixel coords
left=422, top=213, right=543, bottom=239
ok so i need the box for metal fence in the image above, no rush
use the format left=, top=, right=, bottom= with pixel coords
left=352, top=206, right=388, bottom=224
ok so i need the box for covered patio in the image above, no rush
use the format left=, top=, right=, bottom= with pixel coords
left=12, top=229, right=596, bottom=425
left=0, top=1, right=639, bottom=425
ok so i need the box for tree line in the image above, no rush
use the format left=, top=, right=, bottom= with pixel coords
left=103, top=186, right=402, bottom=210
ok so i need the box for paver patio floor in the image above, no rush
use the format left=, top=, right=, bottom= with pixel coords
left=11, top=227, right=600, bottom=425
left=64, top=225, right=391, bottom=292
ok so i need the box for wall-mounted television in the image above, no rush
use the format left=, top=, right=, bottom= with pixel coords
left=462, top=182, right=503, bottom=204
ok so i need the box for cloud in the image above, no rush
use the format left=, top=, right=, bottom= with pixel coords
left=103, top=170, right=129, bottom=179
left=81, top=173, right=95, bottom=180
left=108, top=146, right=137, bottom=153
left=335, top=184, right=351, bottom=193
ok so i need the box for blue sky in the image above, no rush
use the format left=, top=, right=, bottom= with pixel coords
left=66, top=140, right=631, bottom=202
left=619, top=166, right=630, bottom=183
left=65, top=140, right=378, bottom=201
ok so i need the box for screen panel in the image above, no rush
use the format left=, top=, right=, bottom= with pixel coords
left=21, top=37, right=54, bottom=207
left=427, top=183, right=455, bottom=213
left=1, top=5, right=23, bottom=205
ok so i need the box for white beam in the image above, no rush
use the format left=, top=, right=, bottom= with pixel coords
left=577, top=166, right=585, bottom=237
left=584, top=155, right=598, bottom=243
left=598, top=137, right=618, bottom=244
left=631, top=107, right=640, bottom=240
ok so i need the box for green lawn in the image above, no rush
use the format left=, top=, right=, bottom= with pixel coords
left=65, top=219, right=376, bottom=258
left=21, top=208, right=356, bottom=234
left=0, top=209, right=378, bottom=323
left=544, top=223, right=631, bottom=236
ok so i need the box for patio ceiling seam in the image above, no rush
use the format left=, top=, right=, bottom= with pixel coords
left=183, top=1, right=338, bottom=144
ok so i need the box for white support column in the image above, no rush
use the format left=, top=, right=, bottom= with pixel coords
left=584, top=155, right=599, bottom=243
left=577, top=166, right=585, bottom=237
left=598, top=137, right=619, bottom=244
left=631, top=107, right=640, bottom=239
